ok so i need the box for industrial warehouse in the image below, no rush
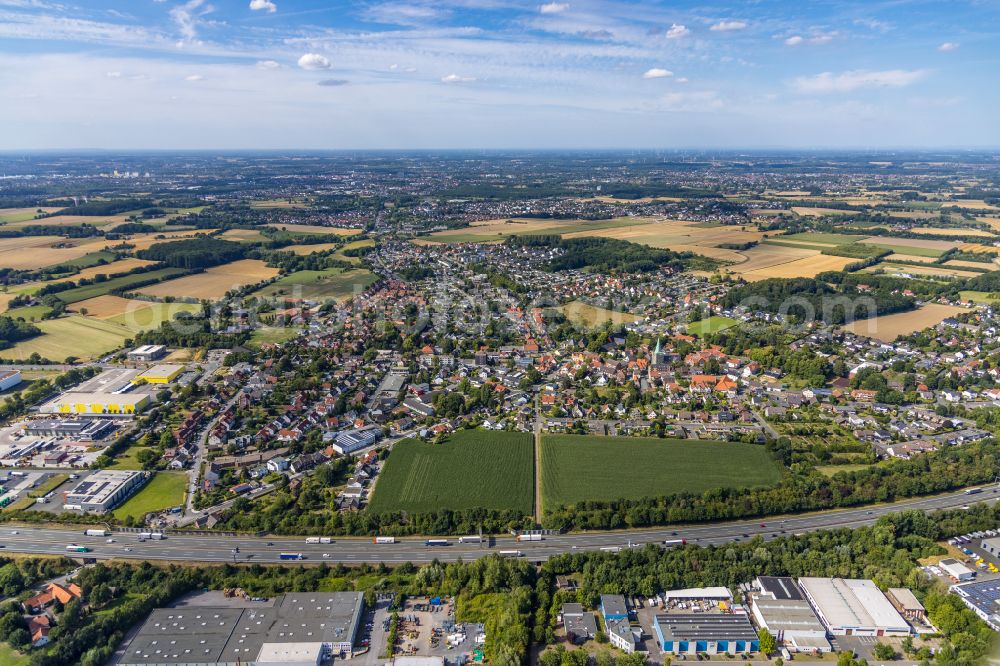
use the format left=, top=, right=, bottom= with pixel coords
left=64, top=469, right=147, bottom=513
left=750, top=577, right=831, bottom=653
left=118, top=592, right=365, bottom=666
left=652, top=613, right=760, bottom=655
left=797, top=578, right=911, bottom=637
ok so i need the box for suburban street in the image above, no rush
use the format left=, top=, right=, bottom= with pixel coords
left=2, top=486, right=995, bottom=565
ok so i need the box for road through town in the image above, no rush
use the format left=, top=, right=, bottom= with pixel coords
left=1, top=486, right=995, bottom=565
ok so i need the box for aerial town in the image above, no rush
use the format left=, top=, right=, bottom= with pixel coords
left=0, top=150, right=997, bottom=666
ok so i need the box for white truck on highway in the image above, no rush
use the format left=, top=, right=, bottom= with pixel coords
left=139, top=532, right=164, bottom=540
left=84, top=529, right=110, bottom=537
left=305, top=537, right=333, bottom=544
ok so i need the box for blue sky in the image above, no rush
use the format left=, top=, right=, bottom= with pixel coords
left=0, top=0, right=998, bottom=149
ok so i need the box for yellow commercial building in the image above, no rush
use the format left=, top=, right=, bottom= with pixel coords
left=45, top=392, right=151, bottom=415
left=137, top=364, right=185, bottom=384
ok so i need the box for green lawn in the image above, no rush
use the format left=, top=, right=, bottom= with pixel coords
left=815, top=464, right=875, bottom=477
left=960, top=290, right=1000, bottom=304
left=0, top=642, right=30, bottom=666
left=3, top=304, right=53, bottom=321
left=107, top=446, right=155, bottom=470
left=368, top=430, right=534, bottom=514
left=112, top=472, right=186, bottom=520
left=686, top=316, right=738, bottom=336
left=45, top=250, right=118, bottom=272
left=249, top=326, right=301, bottom=346
left=540, top=435, right=784, bottom=508
left=255, top=267, right=377, bottom=302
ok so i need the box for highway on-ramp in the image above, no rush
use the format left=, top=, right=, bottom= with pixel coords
left=1, top=487, right=996, bottom=565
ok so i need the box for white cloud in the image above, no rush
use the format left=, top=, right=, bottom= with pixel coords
left=938, top=42, right=960, bottom=52
left=539, top=2, right=568, bottom=13
left=362, top=2, right=442, bottom=26
left=249, top=0, right=276, bottom=12
left=710, top=20, right=746, bottom=32
left=297, top=53, right=331, bottom=70
left=642, top=68, right=672, bottom=79
left=792, top=69, right=927, bottom=94
left=785, top=32, right=837, bottom=46
left=105, top=71, right=121, bottom=78
left=675, top=77, right=688, bottom=83
left=169, top=0, right=210, bottom=43
left=665, top=23, right=688, bottom=39
left=256, top=59, right=281, bottom=69
left=185, top=74, right=204, bottom=81
left=441, top=73, right=475, bottom=83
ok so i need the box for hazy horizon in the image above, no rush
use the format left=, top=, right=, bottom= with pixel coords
left=1, top=0, right=998, bottom=150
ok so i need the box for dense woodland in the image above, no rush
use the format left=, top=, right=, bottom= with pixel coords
left=137, top=237, right=247, bottom=269
left=508, top=235, right=703, bottom=274
left=724, top=277, right=916, bottom=324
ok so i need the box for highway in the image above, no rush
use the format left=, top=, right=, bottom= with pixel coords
left=1, top=486, right=996, bottom=565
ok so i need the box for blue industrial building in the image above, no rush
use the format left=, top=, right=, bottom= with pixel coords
left=652, top=613, right=759, bottom=655
left=600, top=594, right=629, bottom=621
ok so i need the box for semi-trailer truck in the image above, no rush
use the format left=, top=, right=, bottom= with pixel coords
left=279, top=552, right=304, bottom=560
left=84, top=529, right=110, bottom=537
left=373, top=536, right=396, bottom=544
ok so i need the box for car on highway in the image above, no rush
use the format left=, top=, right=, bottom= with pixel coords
left=123, top=547, right=132, bottom=552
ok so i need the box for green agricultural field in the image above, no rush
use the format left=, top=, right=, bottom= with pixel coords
left=860, top=243, right=945, bottom=258
left=255, top=267, right=377, bottom=301
left=686, top=316, right=737, bottom=336
left=558, top=301, right=640, bottom=329
left=3, top=304, right=53, bottom=321
left=781, top=232, right=868, bottom=245
left=54, top=267, right=188, bottom=304
left=112, top=472, right=186, bottom=520
left=368, top=430, right=534, bottom=514
left=332, top=238, right=376, bottom=264
left=45, top=250, right=118, bottom=272
left=540, top=434, right=784, bottom=508
left=0, top=642, right=30, bottom=666
left=960, top=290, right=1000, bottom=304
left=1, top=316, right=132, bottom=361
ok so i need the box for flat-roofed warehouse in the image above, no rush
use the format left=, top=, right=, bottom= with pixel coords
left=117, top=592, right=365, bottom=666
left=128, top=344, right=167, bottom=362
left=652, top=613, right=760, bottom=655
left=750, top=577, right=831, bottom=653
left=798, top=577, right=910, bottom=637
left=64, top=469, right=146, bottom=513
left=138, top=364, right=185, bottom=384
left=41, top=392, right=150, bottom=416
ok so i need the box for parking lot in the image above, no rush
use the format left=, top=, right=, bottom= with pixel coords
left=374, top=596, right=484, bottom=663
left=0, top=468, right=92, bottom=514
left=923, top=528, right=1000, bottom=585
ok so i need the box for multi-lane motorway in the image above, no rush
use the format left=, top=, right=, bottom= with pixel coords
left=1, top=487, right=996, bottom=565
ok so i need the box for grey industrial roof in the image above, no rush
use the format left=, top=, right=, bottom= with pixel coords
left=119, top=592, right=363, bottom=665
left=757, top=576, right=805, bottom=601
left=654, top=614, right=759, bottom=642
left=601, top=594, right=629, bottom=617
left=564, top=611, right=598, bottom=639
left=753, top=598, right=826, bottom=632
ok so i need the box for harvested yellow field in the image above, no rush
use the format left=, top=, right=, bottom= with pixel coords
left=739, top=254, right=855, bottom=281
left=867, top=263, right=982, bottom=279
left=125, top=230, right=217, bottom=252
left=978, top=217, right=1000, bottom=231
left=885, top=253, right=937, bottom=263
left=428, top=217, right=652, bottom=243
left=0, top=236, right=111, bottom=270
left=909, top=226, right=994, bottom=237
left=286, top=242, right=341, bottom=255
left=563, top=219, right=764, bottom=252
left=137, top=259, right=280, bottom=300
left=859, top=236, right=956, bottom=251
left=791, top=207, right=853, bottom=216
left=558, top=301, right=641, bottom=329
left=945, top=259, right=996, bottom=269
left=885, top=210, right=941, bottom=220
left=843, top=304, right=965, bottom=342
left=218, top=228, right=267, bottom=242
left=51, top=258, right=157, bottom=283
left=12, top=213, right=133, bottom=228
left=266, top=223, right=361, bottom=235
left=942, top=200, right=1000, bottom=211
left=0, top=292, right=17, bottom=313
left=959, top=242, right=1000, bottom=254
left=728, top=244, right=817, bottom=273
